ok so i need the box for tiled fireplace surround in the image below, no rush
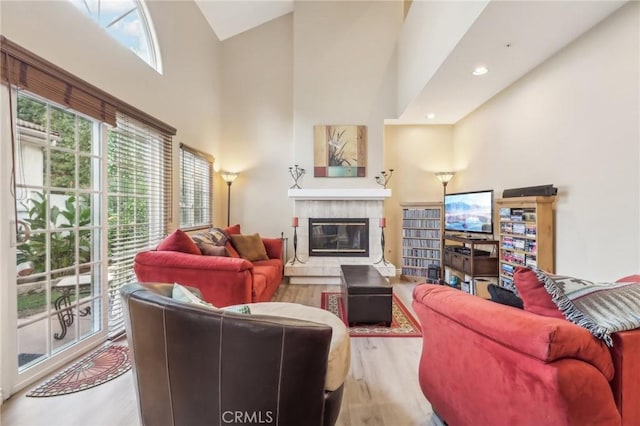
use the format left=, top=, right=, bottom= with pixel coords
left=284, top=189, right=396, bottom=284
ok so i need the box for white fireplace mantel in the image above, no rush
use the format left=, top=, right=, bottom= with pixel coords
left=287, top=188, right=391, bottom=200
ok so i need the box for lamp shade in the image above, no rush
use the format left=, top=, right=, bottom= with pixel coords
left=221, top=171, right=239, bottom=183
left=435, top=172, right=455, bottom=184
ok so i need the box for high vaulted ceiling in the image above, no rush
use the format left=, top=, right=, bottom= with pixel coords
left=194, top=0, right=627, bottom=124
left=195, top=0, right=293, bottom=41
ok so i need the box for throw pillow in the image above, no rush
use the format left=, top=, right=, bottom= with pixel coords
left=157, top=229, right=201, bottom=255
left=223, top=305, right=252, bottom=314
left=223, top=224, right=241, bottom=235
left=224, top=241, right=240, bottom=258
left=513, top=266, right=565, bottom=319
left=487, top=284, right=524, bottom=309
left=533, top=269, right=640, bottom=346
left=172, top=283, right=212, bottom=307
left=229, top=233, right=269, bottom=262
left=191, top=229, right=229, bottom=257
left=207, top=227, right=230, bottom=245
left=222, top=225, right=242, bottom=257
left=172, top=284, right=251, bottom=314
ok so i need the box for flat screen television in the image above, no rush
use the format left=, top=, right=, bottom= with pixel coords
left=444, top=190, right=494, bottom=235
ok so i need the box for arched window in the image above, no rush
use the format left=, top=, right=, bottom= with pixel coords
left=69, top=0, right=162, bottom=73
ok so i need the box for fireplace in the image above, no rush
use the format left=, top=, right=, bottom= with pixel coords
left=308, top=218, right=369, bottom=257
left=285, top=188, right=395, bottom=284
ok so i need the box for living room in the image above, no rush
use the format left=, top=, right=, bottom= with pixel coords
left=1, top=0, right=638, bottom=424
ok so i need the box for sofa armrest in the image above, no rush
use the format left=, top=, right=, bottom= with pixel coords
left=610, top=330, right=640, bottom=425
left=262, top=237, right=283, bottom=260
left=413, top=284, right=614, bottom=379
left=134, top=250, right=255, bottom=306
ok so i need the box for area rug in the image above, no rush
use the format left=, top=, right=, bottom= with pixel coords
left=321, top=292, right=422, bottom=337
left=27, top=344, right=131, bottom=397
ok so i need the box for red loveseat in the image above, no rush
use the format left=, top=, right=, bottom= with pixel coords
left=134, top=225, right=283, bottom=307
left=412, top=283, right=640, bottom=426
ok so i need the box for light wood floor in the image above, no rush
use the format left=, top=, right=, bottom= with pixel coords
left=2, top=281, right=444, bottom=426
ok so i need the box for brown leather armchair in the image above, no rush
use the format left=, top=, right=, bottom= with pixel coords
left=121, top=282, right=344, bottom=426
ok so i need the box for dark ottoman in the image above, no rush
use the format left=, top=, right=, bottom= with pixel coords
left=340, top=265, right=392, bottom=326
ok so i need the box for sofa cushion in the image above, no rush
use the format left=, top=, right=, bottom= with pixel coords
left=488, top=284, right=523, bottom=309
left=252, top=273, right=268, bottom=300
left=253, top=262, right=281, bottom=288
left=245, top=302, right=350, bottom=392
left=191, top=229, right=229, bottom=257
left=157, top=230, right=201, bottom=255
left=513, top=266, right=564, bottom=319
left=230, top=233, right=269, bottom=262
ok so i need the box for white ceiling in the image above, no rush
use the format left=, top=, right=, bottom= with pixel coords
left=195, top=0, right=293, bottom=41
left=394, top=0, right=627, bottom=124
left=195, top=0, right=627, bottom=124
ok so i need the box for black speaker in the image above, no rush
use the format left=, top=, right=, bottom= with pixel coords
left=427, top=265, right=440, bottom=280
left=502, top=184, right=557, bottom=198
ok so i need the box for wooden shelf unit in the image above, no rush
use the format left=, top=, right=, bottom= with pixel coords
left=496, top=196, right=556, bottom=291
left=443, top=235, right=499, bottom=293
left=400, top=202, right=443, bottom=282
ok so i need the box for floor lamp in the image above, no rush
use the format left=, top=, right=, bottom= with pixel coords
left=221, top=171, right=238, bottom=226
left=435, top=172, right=455, bottom=283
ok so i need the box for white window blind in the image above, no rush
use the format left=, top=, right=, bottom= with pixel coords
left=179, top=143, right=213, bottom=229
left=107, top=112, right=172, bottom=337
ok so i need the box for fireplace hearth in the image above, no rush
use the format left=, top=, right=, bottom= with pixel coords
left=308, top=218, right=369, bottom=257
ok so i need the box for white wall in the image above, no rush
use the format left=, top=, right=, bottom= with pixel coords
left=384, top=124, right=454, bottom=266
left=0, top=0, right=222, bottom=227
left=219, top=14, right=294, bottom=237
left=452, top=3, right=640, bottom=280
left=217, top=1, right=404, bottom=248
left=292, top=0, right=403, bottom=189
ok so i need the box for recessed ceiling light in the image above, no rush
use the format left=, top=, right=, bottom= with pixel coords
left=473, top=66, right=488, bottom=76
left=426, top=113, right=436, bottom=119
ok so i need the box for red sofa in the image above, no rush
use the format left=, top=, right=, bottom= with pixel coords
left=412, top=283, right=639, bottom=426
left=134, top=226, right=283, bottom=307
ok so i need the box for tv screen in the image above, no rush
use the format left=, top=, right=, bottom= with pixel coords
left=444, top=190, right=494, bottom=234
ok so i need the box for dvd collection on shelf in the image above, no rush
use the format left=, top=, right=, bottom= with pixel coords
left=497, top=199, right=553, bottom=291
left=401, top=205, right=442, bottom=279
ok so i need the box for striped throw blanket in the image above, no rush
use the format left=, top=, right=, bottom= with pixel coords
left=534, top=269, right=640, bottom=346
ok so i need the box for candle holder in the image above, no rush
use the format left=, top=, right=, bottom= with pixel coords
left=290, top=217, right=305, bottom=265
left=375, top=218, right=389, bottom=265
left=289, top=165, right=306, bottom=189
left=374, top=169, right=394, bottom=188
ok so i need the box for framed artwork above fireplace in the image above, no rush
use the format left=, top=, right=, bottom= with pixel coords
left=313, top=125, right=367, bottom=177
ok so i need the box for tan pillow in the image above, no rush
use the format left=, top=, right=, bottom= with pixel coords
left=230, top=233, right=269, bottom=262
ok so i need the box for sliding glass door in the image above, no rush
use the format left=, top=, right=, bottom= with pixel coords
left=11, top=90, right=106, bottom=388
